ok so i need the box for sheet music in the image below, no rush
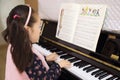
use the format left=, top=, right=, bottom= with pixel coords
left=73, top=5, right=107, bottom=51
left=56, top=3, right=106, bottom=52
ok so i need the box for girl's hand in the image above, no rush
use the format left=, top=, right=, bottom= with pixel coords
left=46, top=52, right=59, bottom=61
left=57, top=59, right=71, bottom=68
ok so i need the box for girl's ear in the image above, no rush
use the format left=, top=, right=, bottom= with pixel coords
left=25, top=26, right=30, bottom=31
left=24, top=26, right=32, bottom=34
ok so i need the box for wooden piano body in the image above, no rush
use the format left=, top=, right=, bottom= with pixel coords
left=38, top=20, right=120, bottom=80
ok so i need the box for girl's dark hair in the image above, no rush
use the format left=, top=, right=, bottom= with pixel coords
left=2, top=5, right=36, bottom=73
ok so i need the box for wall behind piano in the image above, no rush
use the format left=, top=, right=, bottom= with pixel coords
left=38, top=0, right=120, bottom=33
left=38, top=0, right=75, bottom=21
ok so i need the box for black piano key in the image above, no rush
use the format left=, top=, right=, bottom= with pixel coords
left=52, top=49, right=64, bottom=53
left=106, top=76, right=118, bottom=80
left=56, top=51, right=65, bottom=55
left=60, top=54, right=73, bottom=59
left=41, top=43, right=51, bottom=48
left=98, top=72, right=109, bottom=80
left=72, top=60, right=89, bottom=68
left=68, top=58, right=79, bottom=63
left=83, top=65, right=93, bottom=71
left=49, top=48, right=57, bottom=51
left=95, top=71, right=105, bottom=77
left=86, top=67, right=97, bottom=73
left=74, top=61, right=81, bottom=67
left=74, top=61, right=81, bottom=66
left=78, top=61, right=89, bottom=68
left=46, top=46, right=55, bottom=50
left=56, top=50, right=63, bottom=53
left=91, top=69, right=101, bottom=75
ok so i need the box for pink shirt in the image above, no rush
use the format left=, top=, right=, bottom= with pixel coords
left=5, top=44, right=49, bottom=80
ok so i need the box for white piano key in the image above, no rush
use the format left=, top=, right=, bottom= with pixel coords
left=32, top=44, right=52, bottom=56
left=67, top=66, right=88, bottom=80
left=101, top=74, right=113, bottom=80
left=67, top=66, right=99, bottom=80
left=88, top=68, right=99, bottom=74
left=80, top=64, right=91, bottom=69
left=66, top=57, right=75, bottom=60
left=59, top=53, right=67, bottom=56
left=113, top=77, right=119, bottom=80
left=71, top=59, right=81, bottom=64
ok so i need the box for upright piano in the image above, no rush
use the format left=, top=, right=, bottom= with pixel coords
left=38, top=20, right=120, bottom=80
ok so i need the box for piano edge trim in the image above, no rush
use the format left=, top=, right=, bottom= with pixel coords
left=42, top=36, right=120, bottom=71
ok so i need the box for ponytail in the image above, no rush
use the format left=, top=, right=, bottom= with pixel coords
left=2, top=5, right=36, bottom=72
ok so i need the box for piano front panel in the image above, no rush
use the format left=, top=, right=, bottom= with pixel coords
left=39, top=20, right=120, bottom=80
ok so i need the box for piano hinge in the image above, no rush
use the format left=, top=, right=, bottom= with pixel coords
left=111, top=54, right=119, bottom=61
left=108, top=35, right=116, bottom=39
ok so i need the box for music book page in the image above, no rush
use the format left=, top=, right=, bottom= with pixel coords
left=56, top=4, right=80, bottom=43
left=56, top=3, right=107, bottom=52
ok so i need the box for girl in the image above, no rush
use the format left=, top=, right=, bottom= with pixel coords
left=3, top=5, right=71, bottom=80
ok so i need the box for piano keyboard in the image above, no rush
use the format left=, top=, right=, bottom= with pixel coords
left=34, top=43, right=120, bottom=80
